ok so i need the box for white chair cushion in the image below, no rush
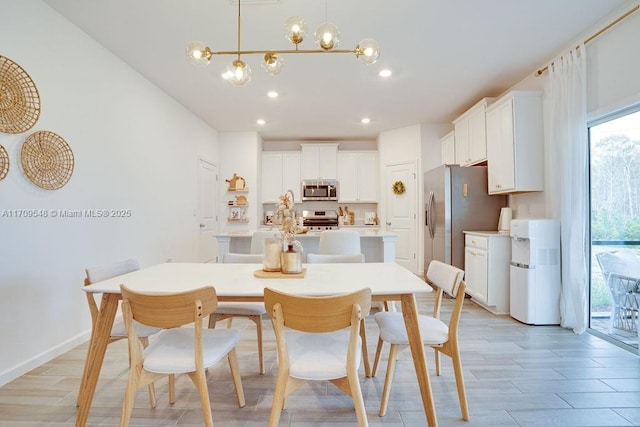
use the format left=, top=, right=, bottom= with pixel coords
left=374, top=312, right=448, bottom=346
left=143, top=327, right=240, bottom=374
left=318, top=230, right=361, bottom=255
left=214, top=302, right=267, bottom=316
left=286, top=328, right=361, bottom=381
left=110, top=319, right=161, bottom=338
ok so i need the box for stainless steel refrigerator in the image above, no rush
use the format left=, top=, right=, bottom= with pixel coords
left=424, top=165, right=507, bottom=271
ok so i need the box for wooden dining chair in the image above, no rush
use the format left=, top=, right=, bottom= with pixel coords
left=81, top=259, right=163, bottom=407
left=372, top=260, right=469, bottom=420
left=264, top=287, right=372, bottom=427
left=305, top=251, right=371, bottom=377
left=209, top=252, right=267, bottom=374
left=119, top=285, right=245, bottom=427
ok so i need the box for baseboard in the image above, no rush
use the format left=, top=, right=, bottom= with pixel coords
left=0, top=330, right=91, bottom=387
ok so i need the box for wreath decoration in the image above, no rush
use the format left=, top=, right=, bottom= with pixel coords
left=392, top=180, right=405, bottom=195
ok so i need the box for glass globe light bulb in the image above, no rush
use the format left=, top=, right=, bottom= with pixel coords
left=314, top=22, right=340, bottom=51
left=355, top=38, right=380, bottom=64
left=262, top=52, right=284, bottom=75
left=227, top=60, right=252, bottom=86
left=284, top=16, right=307, bottom=45
left=185, top=41, right=212, bottom=66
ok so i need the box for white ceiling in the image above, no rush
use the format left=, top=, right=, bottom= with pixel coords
left=43, top=0, right=630, bottom=141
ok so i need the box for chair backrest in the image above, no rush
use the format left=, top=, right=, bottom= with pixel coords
left=306, top=253, right=365, bottom=264
left=86, top=259, right=140, bottom=284
left=264, top=287, right=372, bottom=333
left=426, top=260, right=465, bottom=297
left=250, top=230, right=279, bottom=254
left=318, top=230, right=361, bottom=255
left=84, top=259, right=140, bottom=326
left=121, top=285, right=218, bottom=329
left=223, top=253, right=263, bottom=263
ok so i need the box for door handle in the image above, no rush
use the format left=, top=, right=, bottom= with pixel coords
left=386, top=222, right=391, bottom=226
left=199, top=223, right=205, bottom=228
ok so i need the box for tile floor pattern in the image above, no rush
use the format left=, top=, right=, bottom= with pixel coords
left=1, top=293, right=640, bottom=426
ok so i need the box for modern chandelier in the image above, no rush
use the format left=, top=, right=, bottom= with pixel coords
left=185, top=0, right=380, bottom=86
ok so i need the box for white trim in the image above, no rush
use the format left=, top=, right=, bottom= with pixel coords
left=0, top=331, right=91, bottom=387
left=587, top=91, right=640, bottom=125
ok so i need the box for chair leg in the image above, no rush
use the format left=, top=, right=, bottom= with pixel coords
left=139, top=337, right=157, bottom=408
left=187, top=370, right=213, bottom=427
left=347, top=367, right=369, bottom=427
left=227, top=348, right=246, bottom=407
left=451, top=348, right=469, bottom=420
left=379, top=344, right=399, bottom=417
left=269, top=366, right=289, bottom=426
left=168, top=374, right=176, bottom=404
left=118, top=366, right=141, bottom=427
left=360, top=320, right=371, bottom=377
left=434, top=348, right=441, bottom=376
left=251, top=314, right=265, bottom=374
left=372, top=337, right=384, bottom=377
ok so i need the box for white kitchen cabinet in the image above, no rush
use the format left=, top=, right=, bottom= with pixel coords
left=485, top=91, right=543, bottom=194
left=453, top=97, right=495, bottom=166
left=301, top=143, right=338, bottom=180
left=440, top=131, right=455, bottom=165
left=463, top=232, right=510, bottom=315
left=337, top=151, right=378, bottom=202
left=261, top=152, right=301, bottom=203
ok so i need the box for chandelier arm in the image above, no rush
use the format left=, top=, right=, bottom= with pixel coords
left=211, top=48, right=357, bottom=56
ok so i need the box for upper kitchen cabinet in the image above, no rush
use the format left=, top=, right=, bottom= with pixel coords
left=440, top=131, right=455, bottom=165
left=337, top=151, right=378, bottom=203
left=485, top=91, right=543, bottom=194
left=261, top=152, right=301, bottom=203
left=300, top=143, right=338, bottom=180
left=453, top=97, right=495, bottom=166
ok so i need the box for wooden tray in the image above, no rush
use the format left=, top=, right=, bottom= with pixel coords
left=254, top=268, right=307, bottom=279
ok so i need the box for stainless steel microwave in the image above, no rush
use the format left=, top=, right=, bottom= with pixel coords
left=301, top=180, right=338, bottom=201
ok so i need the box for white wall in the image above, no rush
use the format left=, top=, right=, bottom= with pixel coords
left=0, top=0, right=219, bottom=385
left=218, top=131, right=261, bottom=232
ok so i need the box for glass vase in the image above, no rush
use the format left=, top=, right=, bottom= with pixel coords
left=263, top=238, right=282, bottom=272
left=281, top=244, right=302, bottom=274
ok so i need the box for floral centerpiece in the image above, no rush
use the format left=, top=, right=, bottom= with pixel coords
left=274, top=189, right=303, bottom=251
left=273, top=189, right=303, bottom=274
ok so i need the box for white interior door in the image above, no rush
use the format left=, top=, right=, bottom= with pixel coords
left=198, top=158, right=218, bottom=263
left=385, top=162, right=417, bottom=272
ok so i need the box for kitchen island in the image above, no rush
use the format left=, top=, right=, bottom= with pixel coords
left=214, top=229, right=398, bottom=263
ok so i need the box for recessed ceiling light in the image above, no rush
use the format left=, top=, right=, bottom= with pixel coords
left=267, top=90, right=279, bottom=98
left=257, top=119, right=266, bottom=125
left=379, top=69, right=392, bottom=78
left=361, top=117, right=371, bottom=124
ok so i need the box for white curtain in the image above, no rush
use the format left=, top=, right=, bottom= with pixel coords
left=549, top=44, right=589, bottom=333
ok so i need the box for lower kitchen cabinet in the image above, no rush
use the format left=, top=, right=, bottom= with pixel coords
left=463, top=231, right=511, bottom=315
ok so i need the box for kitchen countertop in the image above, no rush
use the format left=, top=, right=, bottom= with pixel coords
left=463, top=230, right=511, bottom=237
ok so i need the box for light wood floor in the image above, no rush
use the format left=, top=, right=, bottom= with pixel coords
left=1, top=293, right=640, bottom=426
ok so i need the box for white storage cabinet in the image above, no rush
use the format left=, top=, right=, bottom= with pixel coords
left=337, top=151, right=378, bottom=202
left=485, top=91, right=543, bottom=194
left=464, top=231, right=511, bottom=315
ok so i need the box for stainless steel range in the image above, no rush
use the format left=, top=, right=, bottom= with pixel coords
left=302, top=210, right=339, bottom=231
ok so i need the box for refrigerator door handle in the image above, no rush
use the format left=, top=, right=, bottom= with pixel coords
left=427, top=191, right=435, bottom=239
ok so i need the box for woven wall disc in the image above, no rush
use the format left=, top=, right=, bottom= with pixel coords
left=21, top=131, right=74, bottom=190
left=0, top=55, right=41, bottom=134
left=0, top=144, right=8, bottom=181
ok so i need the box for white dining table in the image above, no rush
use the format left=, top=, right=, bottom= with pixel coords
left=76, top=262, right=438, bottom=426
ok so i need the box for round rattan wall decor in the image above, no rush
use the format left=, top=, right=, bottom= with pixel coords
left=0, top=144, right=8, bottom=181
left=0, top=55, right=41, bottom=134
left=21, top=131, right=74, bottom=190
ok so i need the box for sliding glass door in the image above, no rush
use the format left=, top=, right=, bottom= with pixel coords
left=589, top=107, right=640, bottom=350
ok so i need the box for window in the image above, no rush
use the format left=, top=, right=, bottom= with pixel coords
left=589, top=107, right=640, bottom=350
